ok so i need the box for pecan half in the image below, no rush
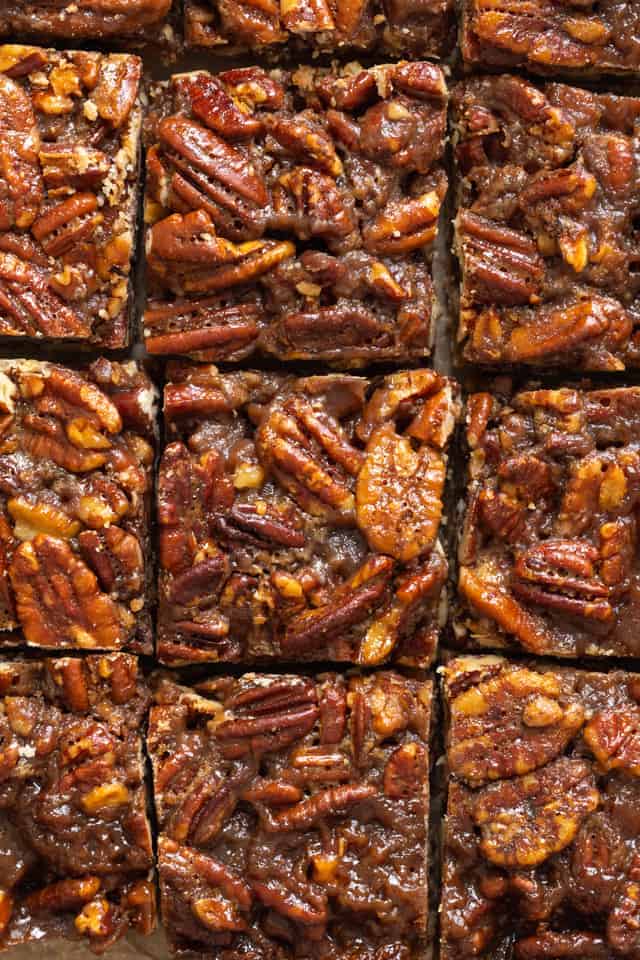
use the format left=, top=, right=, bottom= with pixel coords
left=256, top=392, right=361, bottom=523
left=0, top=74, right=43, bottom=231
left=364, top=190, right=442, bottom=255
left=261, top=783, right=376, bottom=832
left=459, top=565, right=556, bottom=654
left=158, top=116, right=269, bottom=236
left=459, top=211, right=545, bottom=306
left=25, top=877, right=102, bottom=913
left=146, top=210, right=241, bottom=281
left=274, top=166, right=356, bottom=246
left=357, top=369, right=446, bottom=443
left=160, top=837, right=252, bottom=931
left=0, top=253, right=90, bottom=338
left=512, top=539, right=613, bottom=623
left=39, top=144, right=112, bottom=194
left=473, top=758, right=599, bottom=868
left=10, top=535, right=130, bottom=649
left=179, top=72, right=263, bottom=141
left=504, top=298, right=631, bottom=368
left=145, top=301, right=261, bottom=359
left=570, top=812, right=625, bottom=915
left=267, top=115, right=342, bottom=178
left=214, top=676, right=319, bottom=759
left=91, top=55, right=141, bottom=128
left=283, top=555, right=392, bottom=654
left=251, top=877, right=327, bottom=928
left=584, top=706, right=640, bottom=776
left=356, top=423, right=445, bottom=562
left=447, top=663, right=585, bottom=787
left=31, top=193, right=103, bottom=258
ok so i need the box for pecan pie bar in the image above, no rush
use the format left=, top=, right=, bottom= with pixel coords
left=453, top=74, right=640, bottom=371
left=461, top=0, right=640, bottom=77
left=0, top=654, right=155, bottom=954
left=0, top=44, right=143, bottom=348
left=158, top=364, right=459, bottom=666
left=143, top=62, right=447, bottom=366
left=0, top=1, right=176, bottom=48
left=441, top=655, right=640, bottom=959
left=185, top=0, right=452, bottom=57
left=0, top=359, right=156, bottom=653
left=456, top=381, right=640, bottom=658
left=149, top=669, right=431, bottom=959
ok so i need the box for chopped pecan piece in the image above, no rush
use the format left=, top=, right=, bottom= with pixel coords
left=10, top=534, right=129, bottom=649
left=383, top=742, right=427, bottom=798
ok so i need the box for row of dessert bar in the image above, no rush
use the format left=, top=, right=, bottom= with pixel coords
left=1, top=357, right=638, bottom=664
left=2, top=43, right=640, bottom=371
left=1, top=0, right=638, bottom=73
left=1, top=651, right=638, bottom=959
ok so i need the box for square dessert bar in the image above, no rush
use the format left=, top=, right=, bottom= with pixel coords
left=185, top=0, right=452, bottom=57
left=456, top=381, right=640, bottom=659
left=0, top=654, right=155, bottom=953
left=0, top=359, right=156, bottom=653
left=461, top=0, right=640, bottom=77
left=0, top=45, right=143, bottom=348
left=441, top=655, right=640, bottom=959
left=453, top=74, right=640, bottom=371
left=0, top=2, right=176, bottom=48
left=149, top=670, right=432, bottom=959
left=158, top=364, right=459, bottom=666
left=144, top=62, right=447, bottom=366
